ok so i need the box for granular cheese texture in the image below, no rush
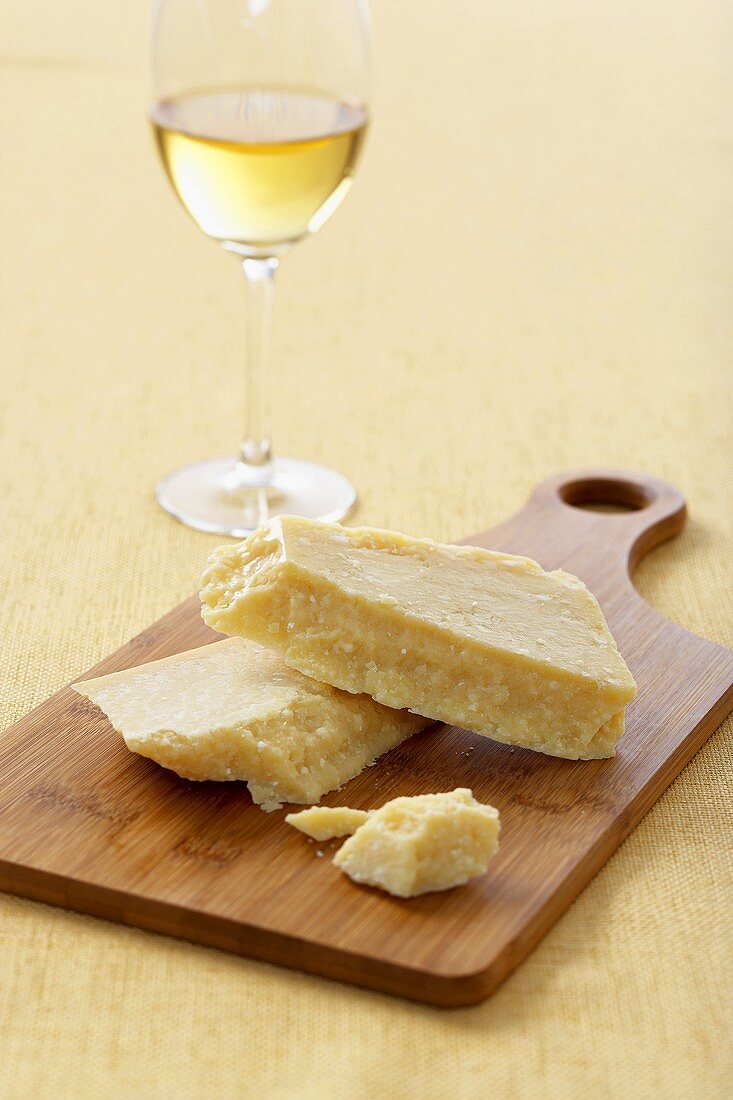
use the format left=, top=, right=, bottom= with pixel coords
left=332, top=788, right=501, bottom=897
left=73, top=638, right=429, bottom=811
left=200, top=516, right=637, bottom=759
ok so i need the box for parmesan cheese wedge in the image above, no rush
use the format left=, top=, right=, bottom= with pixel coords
left=73, top=638, right=429, bottom=811
left=200, top=517, right=637, bottom=759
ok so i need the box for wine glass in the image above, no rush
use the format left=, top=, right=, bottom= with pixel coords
left=150, top=0, right=371, bottom=535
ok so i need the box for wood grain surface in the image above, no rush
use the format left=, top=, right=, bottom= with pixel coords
left=1, top=469, right=731, bottom=1007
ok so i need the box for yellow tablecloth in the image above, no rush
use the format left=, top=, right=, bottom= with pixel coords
left=1, top=1, right=731, bottom=1096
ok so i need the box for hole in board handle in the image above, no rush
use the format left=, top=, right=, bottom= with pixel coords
left=559, top=478, right=654, bottom=514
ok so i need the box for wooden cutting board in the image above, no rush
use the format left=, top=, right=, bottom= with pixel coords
left=1, top=469, right=732, bottom=1006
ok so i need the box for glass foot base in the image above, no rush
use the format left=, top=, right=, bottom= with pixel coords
left=156, top=456, right=356, bottom=537
left=157, top=455, right=356, bottom=536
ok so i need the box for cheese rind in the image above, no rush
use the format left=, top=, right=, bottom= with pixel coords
left=332, top=788, right=501, bottom=897
left=285, top=805, right=371, bottom=840
left=200, top=517, right=637, bottom=760
left=72, top=638, right=429, bottom=810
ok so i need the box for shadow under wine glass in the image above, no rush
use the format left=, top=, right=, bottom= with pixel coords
left=150, top=0, right=371, bottom=535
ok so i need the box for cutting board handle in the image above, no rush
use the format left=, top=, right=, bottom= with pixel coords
left=528, top=469, right=687, bottom=575
left=467, top=468, right=688, bottom=589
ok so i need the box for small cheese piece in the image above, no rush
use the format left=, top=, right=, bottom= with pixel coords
left=333, top=788, right=501, bottom=897
left=200, top=517, right=637, bottom=760
left=72, top=638, right=429, bottom=811
left=285, top=805, right=371, bottom=841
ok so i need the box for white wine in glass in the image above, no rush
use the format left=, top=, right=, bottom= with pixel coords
left=150, top=0, right=371, bottom=535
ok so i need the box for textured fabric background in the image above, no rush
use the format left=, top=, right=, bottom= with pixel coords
left=1, top=1, right=731, bottom=1097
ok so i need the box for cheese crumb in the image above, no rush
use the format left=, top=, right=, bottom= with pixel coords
left=285, top=805, right=371, bottom=841
left=333, top=788, right=501, bottom=898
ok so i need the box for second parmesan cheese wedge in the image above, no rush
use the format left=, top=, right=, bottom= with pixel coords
left=73, top=638, right=429, bottom=811
left=200, top=517, right=637, bottom=760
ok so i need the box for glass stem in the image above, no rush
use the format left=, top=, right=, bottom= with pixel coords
left=238, top=256, right=278, bottom=485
